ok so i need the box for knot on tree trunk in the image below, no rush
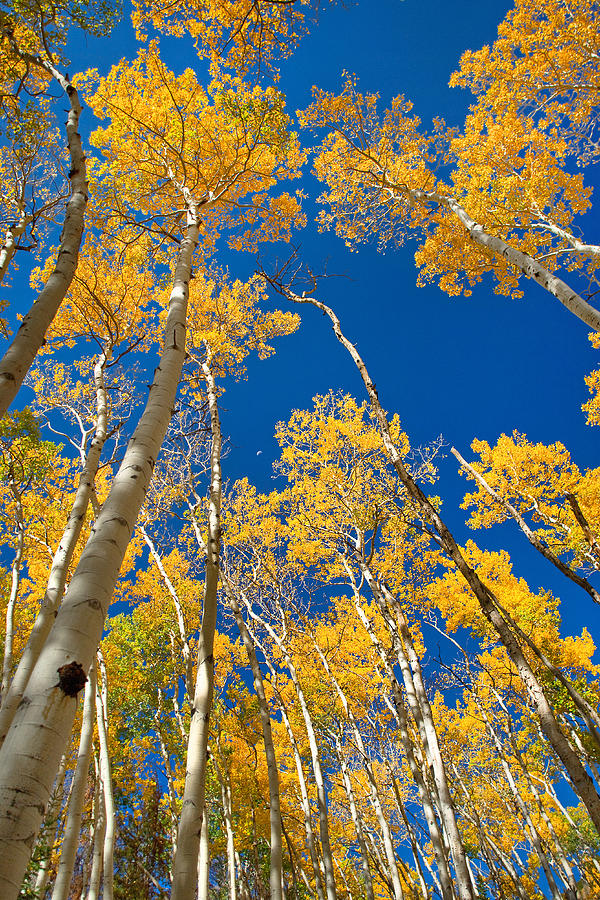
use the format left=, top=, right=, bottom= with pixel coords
left=57, top=661, right=87, bottom=697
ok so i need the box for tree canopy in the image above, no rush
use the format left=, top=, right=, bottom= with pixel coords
left=0, top=1, right=598, bottom=898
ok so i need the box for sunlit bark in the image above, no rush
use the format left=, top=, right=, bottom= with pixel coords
left=171, top=348, right=221, bottom=900
left=52, top=664, right=96, bottom=900
left=0, top=208, right=200, bottom=898
left=284, top=287, right=600, bottom=834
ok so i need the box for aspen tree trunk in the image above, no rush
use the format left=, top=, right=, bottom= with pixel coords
left=341, top=561, right=455, bottom=900
left=52, top=663, right=96, bottom=900
left=197, top=806, right=210, bottom=900
left=87, top=756, right=105, bottom=900
left=0, top=210, right=32, bottom=286
left=384, top=685, right=454, bottom=900
left=171, top=347, right=221, bottom=900
left=449, top=762, right=525, bottom=900
left=249, top=625, right=325, bottom=900
left=451, top=447, right=600, bottom=606
left=245, top=605, right=338, bottom=900
left=0, top=62, right=88, bottom=418
left=288, top=289, right=600, bottom=835
left=312, top=638, right=399, bottom=900
left=1, top=477, right=25, bottom=699
left=361, top=825, right=398, bottom=897
left=389, top=772, right=431, bottom=899
left=331, top=728, right=374, bottom=900
left=95, top=651, right=115, bottom=900
left=0, top=349, right=109, bottom=747
left=155, top=691, right=179, bottom=858
left=223, top=579, right=283, bottom=900
left=214, top=762, right=237, bottom=900
left=140, top=526, right=194, bottom=698
left=0, top=209, right=200, bottom=898
left=394, top=182, right=600, bottom=332
left=360, top=565, right=474, bottom=900
left=491, top=690, right=582, bottom=899
left=482, top=709, right=562, bottom=900
left=537, top=774, right=600, bottom=883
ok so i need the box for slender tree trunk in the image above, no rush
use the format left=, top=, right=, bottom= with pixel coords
left=342, top=563, right=455, bottom=900
left=171, top=348, right=221, bottom=900
left=332, top=728, right=375, bottom=900
left=312, top=636, right=400, bottom=900
left=287, top=288, right=600, bottom=834
left=245, top=605, right=338, bottom=900
left=0, top=349, right=109, bottom=747
left=361, top=566, right=474, bottom=900
left=139, top=526, right=194, bottom=698
left=238, top=610, right=324, bottom=899
left=86, top=756, right=105, bottom=900
left=396, top=182, right=600, bottom=331
left=1, top=478, right=25, bottom=700
left=490, top=718, right=562, bottom=900
left=390, top=773, right=432, bottom=899
left=266, top=661, right=325, bottom=900
left=0, top=210, right=200, bottom=898
left=0, top=209, right=32, bottom=286
left=0, top=62, right=88, bottom=418
left=214, top=761, right=237, bottom=900
left=450, top=446, right=600, bottom=605
left=155, top=692, right=179, bottom=860
left=95, top=651, right=115, bottom=900
left=52, top=663, right=96, bottom=900
left=224, top=580, right=283, bottom=900
left=31, top=752, right=68, bottom=900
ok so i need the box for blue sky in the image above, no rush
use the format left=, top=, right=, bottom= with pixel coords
left=28, top=0, right=600, bottom=646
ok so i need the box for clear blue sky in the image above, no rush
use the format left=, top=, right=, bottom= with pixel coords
left=43, top=0, right=600, bottom=646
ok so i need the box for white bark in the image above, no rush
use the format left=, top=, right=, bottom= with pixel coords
left=0, top=349, right=109, bottom=747
left=170, top=349, right=221, bottom=900
left=139, top=525, right=194, bottom=699
left=254, top=637, right=325, bottom=900
left=245, top=605, right=338, bottom=900
left=197, top=805, right=210, bottom=900
left=1, top=479, right=25, bottom=700
left=373, top=576, right=474, bottom=900
left=388, top=179, right=600, bottom=332
left=224, top=580, right=283, bottom=900
left=95, top=651, right=115, bottom=900
left=341, top=562, right=454, bottom=900
left=0, top=63, right=88, bottom=419
left=312, top=638, right=399, bottom=900
left=485, top=714, right=562, bottom=900
left=0, top=209, right=33, bottom=286
left=287, top=289, right=600, bottom=834
left=0, top=211, right=200, bottom=898
left=52, top=663, right=96, bottom=900
left=450, top=446, right=600, bottom=606
left=86, top=756, right=105, bottom=900
left=332, top=729, right=374, bottom=900
left=31, top=752, right=68, bottom=900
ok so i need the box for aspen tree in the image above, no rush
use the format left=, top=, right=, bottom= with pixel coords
left=0, top=252, right=152, bottom=744
left=244, top=599, right=339, bottom=900
left=301, top=68, right=600, bottom=331
left=0, top=13, right=94, bottom=415
left=170, top=347, right=221, bottom=899
left=273, top=280, right=600, bottom=833
left=222, top=578, right=284, bottom=900
left=0, top=41, right=303, bottom=891
left=51, top=663, right=96, bottom=900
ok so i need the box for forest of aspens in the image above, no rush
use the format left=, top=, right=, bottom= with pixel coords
left=1, top=0, right=600, bottom=898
